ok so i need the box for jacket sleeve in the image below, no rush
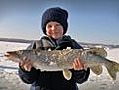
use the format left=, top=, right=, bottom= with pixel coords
left=18, top=66, right=40, bottom=84
left=18, top=41, right=42, bottom=84
left=71, top=68, right=90, bottom=84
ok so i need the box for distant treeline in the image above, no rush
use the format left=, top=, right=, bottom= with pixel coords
left=0, top=38, right=32, bottom=43
left=79, top=42, right=119, bottom=49
left=0, top=38, right=119, bottom=48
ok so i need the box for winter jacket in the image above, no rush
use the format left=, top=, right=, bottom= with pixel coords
left=18, top=35, right=90, bottom=90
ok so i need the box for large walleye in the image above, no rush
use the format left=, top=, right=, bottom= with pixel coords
left=4, top=48, right=119, bottom=80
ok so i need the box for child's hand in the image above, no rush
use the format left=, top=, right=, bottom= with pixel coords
left=19, top=57, right=33, bottom=71
left=72, top=58, right=84, bottom=70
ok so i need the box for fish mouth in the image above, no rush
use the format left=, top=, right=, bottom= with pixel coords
left=4, top=52, right=12, bottom=58
left=3, top=52, right=13, bottom=60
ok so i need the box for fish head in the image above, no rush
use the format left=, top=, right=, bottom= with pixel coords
left=4, top=51, right=22, bottom=62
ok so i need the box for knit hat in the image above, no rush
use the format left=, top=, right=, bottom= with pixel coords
left=41, top=7, right=68, bottom=35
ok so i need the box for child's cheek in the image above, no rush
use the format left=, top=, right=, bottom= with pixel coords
left=46, top=30, right=52, bottom=35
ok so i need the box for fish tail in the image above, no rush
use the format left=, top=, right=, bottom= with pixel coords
left=106, top=60, right=119, bottom=80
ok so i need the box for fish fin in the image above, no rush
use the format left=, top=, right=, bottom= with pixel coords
left=66, top=47, right=71, bottom=49
left=90, top=65, right=103, bottom=75
left=106, top=61, right=119, bottom=80
left=63, top=69, right=72, bottom=80
left=88, top=47, right=107, bottom=57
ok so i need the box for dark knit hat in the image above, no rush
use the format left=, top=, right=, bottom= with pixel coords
left=41, top=7, right=68, bottom=35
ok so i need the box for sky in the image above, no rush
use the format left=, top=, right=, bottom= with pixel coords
left=0, top=0, right=119, bottom=45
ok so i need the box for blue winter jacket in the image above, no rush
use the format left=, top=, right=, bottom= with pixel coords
left=18, top=35, right=90, bottom=90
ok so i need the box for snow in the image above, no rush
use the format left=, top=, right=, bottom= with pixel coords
left=0, top=41, right=119, bottom=90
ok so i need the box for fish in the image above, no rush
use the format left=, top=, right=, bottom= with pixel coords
left=4, top=48, right=119, bottom=80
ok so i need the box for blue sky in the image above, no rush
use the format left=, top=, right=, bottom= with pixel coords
left=0, top=0, right=119, bottom=45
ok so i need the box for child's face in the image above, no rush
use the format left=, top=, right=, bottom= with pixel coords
left=46, top=21, right=64, bottom=39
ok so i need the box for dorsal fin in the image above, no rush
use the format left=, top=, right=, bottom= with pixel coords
left=87, top=47, right=107, bottom=57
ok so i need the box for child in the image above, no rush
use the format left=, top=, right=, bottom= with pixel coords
left=18, top=7, right=90, bottom=90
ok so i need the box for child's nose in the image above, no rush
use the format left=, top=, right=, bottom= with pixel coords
left=51, top=26, right=57, bottom=30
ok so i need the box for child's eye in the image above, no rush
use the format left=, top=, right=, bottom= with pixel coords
left=56, top=23, right=61, bottom=26
left=48, top=25, right=52, bottom=28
